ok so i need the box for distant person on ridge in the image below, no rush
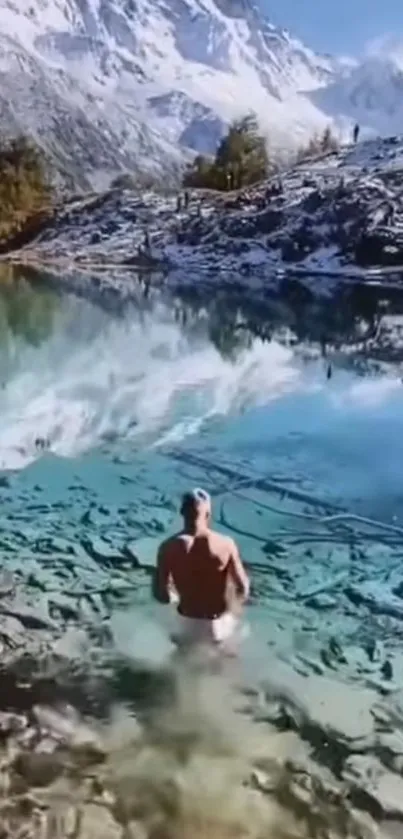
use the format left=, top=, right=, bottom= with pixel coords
left=152, top=488, right=250, bottom=650
left=353, top=123, right=360, bottom=144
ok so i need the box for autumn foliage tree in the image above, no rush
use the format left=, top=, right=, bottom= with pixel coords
left=183, top=114, right=270, bottom=191
left=0, top=136, right=52, bottom=241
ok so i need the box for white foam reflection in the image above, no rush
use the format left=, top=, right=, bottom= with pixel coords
left=0, top=303, right=302, bottom=470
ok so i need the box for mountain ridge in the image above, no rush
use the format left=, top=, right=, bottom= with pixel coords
left=0, top=0, right=401, bottom=188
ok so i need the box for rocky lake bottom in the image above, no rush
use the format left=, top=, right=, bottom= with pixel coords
left=0, top=266, right=403, bottom=837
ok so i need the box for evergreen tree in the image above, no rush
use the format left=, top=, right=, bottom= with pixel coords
left=215, top=114, right=269, bottom=188
left=183, top=114, right=270, bottom=191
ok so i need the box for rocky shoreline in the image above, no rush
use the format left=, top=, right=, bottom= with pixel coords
left=3, top=136, right=403, bottom=288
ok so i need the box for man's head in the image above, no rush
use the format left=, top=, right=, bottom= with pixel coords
left=180, top=487, right=211, bottom=528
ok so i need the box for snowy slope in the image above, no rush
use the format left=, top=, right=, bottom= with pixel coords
left=0, top=0, right=402, bottom=187
left=313, top=56, right=403, bottom=139
left=8, top=135, right=403, bottom=283
left=0, top=0, right=338, bottom=186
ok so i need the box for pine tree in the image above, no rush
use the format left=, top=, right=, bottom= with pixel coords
left=183, top=114, right=270, bottom=191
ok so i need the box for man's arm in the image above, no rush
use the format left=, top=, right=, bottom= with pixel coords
left=227, top=539, right=250, bottom=602
left=152, top=542, right=171, bottom=604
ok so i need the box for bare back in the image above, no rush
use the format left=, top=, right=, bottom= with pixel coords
left=155, top=529, right=249, bottom=619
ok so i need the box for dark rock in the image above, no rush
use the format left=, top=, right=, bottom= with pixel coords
left=344, top=755, right=403, bottom=821
left=303, top=190, right=326, bottom=213
left=25, top=574, right=47, bottom=591
left=13, top=750, right=67, bottom=787
left=392, top=580, right=403, bottom=599
left=254, top=208, right=283, bottom=233
left=365, top=639, right=384, bottom=663
left=0, top=608, right=55, bottom=631
left=355, top=231, right=403, bottom=267
left=346, top=583, right=403, bottom=620
left=328, top=637, right=346, bottom=663
left=306, top=594, right=337, bottom=610
left=81, top=537, right=126, bottom=567
left=48, top=597, right=79, bottom=622
left=381, top=659, right=393, bottom=681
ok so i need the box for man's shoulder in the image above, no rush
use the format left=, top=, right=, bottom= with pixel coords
left=157, top=535, right=173, bottom=558
left=208, top=530, right=237, bottom=552
left=158, top=532, right=186, bottom=554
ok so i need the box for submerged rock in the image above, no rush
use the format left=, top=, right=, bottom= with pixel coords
left=344, top=754, right=403, bottom=821
left=346, top=583, right=403, bottom=621
left=13, top=749, right=67, bottom=788
left=81, top=537, right=126, bottom=566
left=305, top=594, right=337, bottom=610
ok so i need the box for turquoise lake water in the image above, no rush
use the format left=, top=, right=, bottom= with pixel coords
left=1, top=268, right=403, bottom=684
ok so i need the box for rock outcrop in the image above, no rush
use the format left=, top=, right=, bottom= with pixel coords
left=7, top=137, right=403, bottom=282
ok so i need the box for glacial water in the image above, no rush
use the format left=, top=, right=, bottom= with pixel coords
left=1, top=266, right=403, bottom=659
left=2, top=266, right=403, bottom=837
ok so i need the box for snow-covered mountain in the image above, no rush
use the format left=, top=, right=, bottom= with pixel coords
left=313, top=56, right=403, bottom=138
left=0, top=0, right=401, bottom=188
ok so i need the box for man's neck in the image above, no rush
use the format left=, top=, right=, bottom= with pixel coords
left=182, top=519, right=208, bottom=537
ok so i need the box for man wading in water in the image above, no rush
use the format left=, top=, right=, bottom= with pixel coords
left=152, top=488, right=250, bottom=650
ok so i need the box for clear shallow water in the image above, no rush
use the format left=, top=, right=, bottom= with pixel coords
left=1, top=267, right=403, bottom=684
